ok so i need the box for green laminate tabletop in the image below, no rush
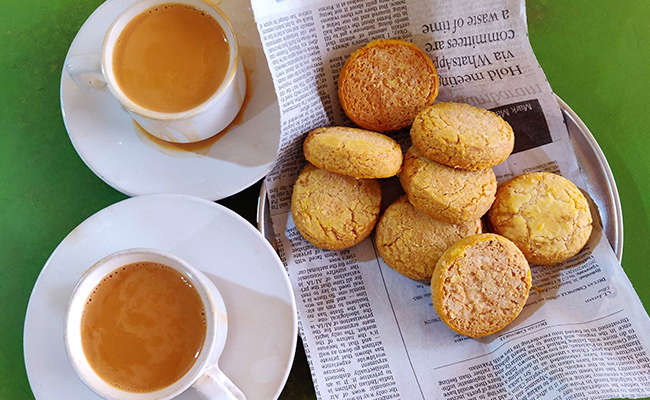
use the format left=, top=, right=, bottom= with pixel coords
left=1, top=1, right=649, bottom=399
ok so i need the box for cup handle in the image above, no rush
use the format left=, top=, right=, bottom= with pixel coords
left=65, top=54, right=108, bottom=92
left=193, top=365, right=247, bottom=400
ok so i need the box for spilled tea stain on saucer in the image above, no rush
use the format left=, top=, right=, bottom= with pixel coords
left=133, top=68, right=253, bottom=157
left=133, top=120, right=226, bottom=157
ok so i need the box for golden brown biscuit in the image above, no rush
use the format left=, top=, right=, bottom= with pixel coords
left=338, top=39, right=439, bottom=132
left=431, top=233, right=531, bottom=338
left=411, top=102, right=514, bottom=170
left=375, top=196, right=482, bottom=281
left=303, top=126, right=402, bottom=179
left=291, top=164, right=381, bottom=250
left=399, top=146, right=497, bottom=224
left=488, top=172, right=593, bottom=266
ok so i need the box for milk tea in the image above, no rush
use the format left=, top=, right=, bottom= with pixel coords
left=112, top=3, right=230, bottom=113
left=81, top=262, right=206, bottom=392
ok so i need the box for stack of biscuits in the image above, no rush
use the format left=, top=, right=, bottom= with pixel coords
left=291, top=127, right=401, bottom=250
left=291, top=39, right=439, bottom=251
left=290, top=39, right=592, bottom=338
left=391, top=100, right=535, bottom=338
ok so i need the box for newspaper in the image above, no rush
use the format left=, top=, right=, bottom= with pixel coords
left=249, top=0, right=650, bottom=398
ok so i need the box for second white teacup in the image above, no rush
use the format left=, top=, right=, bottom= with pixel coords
left=64, top=248, right=246, bottom=400
left=66, top=0, right=246, bottom=143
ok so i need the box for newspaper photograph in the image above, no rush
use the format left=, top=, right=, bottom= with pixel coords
left=250, top=0, right=650, bottom=398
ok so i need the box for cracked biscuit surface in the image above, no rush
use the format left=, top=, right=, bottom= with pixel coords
left=488, top=172, right=593, bottom=266
left=338, top=39, right=439, bottom=132
left=431, top=233, right=531, bottom=338
left=375, top=196, right=482, bottom=281
left=291, top=164, right=381, bottom=250
left=303, top=126, right=402, bottom=179
left=399, top=146, right=497, bottom=224
left=411, top=102, right=514, bottom=170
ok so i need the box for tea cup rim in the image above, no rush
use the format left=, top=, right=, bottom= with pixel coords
left=64, top=247, right=227, bottom=400
left=100, top=0, right=240, bottom=121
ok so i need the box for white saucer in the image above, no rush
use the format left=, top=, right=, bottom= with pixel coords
left=61, top=0, right=281, bottom=200
left=23, top=194, right=297, bottom=400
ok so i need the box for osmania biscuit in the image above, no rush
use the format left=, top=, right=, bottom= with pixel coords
left=431, top=233, right=531, bottom=338
left=291, top=164, right=381, bottom=250
left=488, top=172, right=593, bottom=266
left=410, top=102, right=514, bottom=171
left=338, top=39, right=439, bottom=132
left=303, top=126, right=402, bottom=179
left=375, top=195, right=482, bottom=281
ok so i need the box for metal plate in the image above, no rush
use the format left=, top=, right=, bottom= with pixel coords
left=257, top=98, right=624, bottom=261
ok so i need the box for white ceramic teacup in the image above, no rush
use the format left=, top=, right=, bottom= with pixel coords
left=64, top=248, right=246, bottom=400
left=65, top=0, right=246, bottom=143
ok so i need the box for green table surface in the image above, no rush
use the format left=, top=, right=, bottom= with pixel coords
left=1, top=0, right=649, bottom=399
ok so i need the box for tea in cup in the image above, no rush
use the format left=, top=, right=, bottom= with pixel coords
left=66, top=0, right=245, bottom=143
left=65, top=248, right=245, bottom=400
